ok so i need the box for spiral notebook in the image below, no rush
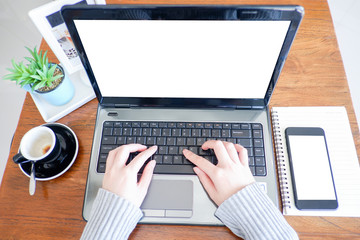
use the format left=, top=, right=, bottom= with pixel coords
left=271, top=106, right=360, bottom=217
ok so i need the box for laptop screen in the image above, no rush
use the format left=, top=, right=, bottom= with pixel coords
left=62, top=6, right=303, bottom=108
left=74, top=20, right=289, bottom=99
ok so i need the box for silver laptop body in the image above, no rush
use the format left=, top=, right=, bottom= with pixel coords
left=62, top=5, right=304, bottom=225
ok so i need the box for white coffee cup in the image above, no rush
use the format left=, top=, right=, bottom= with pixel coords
left=13, top=126, right=60, bottom=164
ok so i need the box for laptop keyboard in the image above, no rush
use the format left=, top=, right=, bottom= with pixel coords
left=98, top=121, right=266, bottom=176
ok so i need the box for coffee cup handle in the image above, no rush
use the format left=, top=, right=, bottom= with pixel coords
left=13, top=153, right=30, bottom=164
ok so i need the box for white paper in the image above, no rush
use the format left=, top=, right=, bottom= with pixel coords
left=272, top=106, right=360, bottom=217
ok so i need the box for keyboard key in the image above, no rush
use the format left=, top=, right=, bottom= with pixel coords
left=237, top=139, right=252, bottom=147
left=117, top=137, right=126, bottom=145
left=104, top=121, right=113, bottom=127
left=248, top=157, right=255, bottom=166
left=166, top=137, right=176, bottom=146
left=150, top=122, right=158, bottom=128
left=197, top=138, right=206, bottom=146
left=163, top=155, right=173, bottom=164
left=132, top=122, right=141, bottom=127
left=113, top=128, right=122, bottom=136
left=255, top=166, right=266, bottom=176
left=177, top=123, right=186, bottom=128
left=168, top=146, right=178, bottom=155
left=162, top=128, right=171, bottom=136
left=189, top=146, right=198, bottom=155
left=173, top=155, right=183, bottom=164
left=156, top=137, right=166, bottom=145
left=252, top=123, right=262, bottom=129
left=172, top=129, right=181, bottom=137
left=97, top=163, right=106, bottom=173
left=153, top=155, right=162, bottom=164
left=158, top=146, right=168, bottom=154
left=191, top=129, right=201, bottom=137
left=221, top=129, right=231, bottom=138
left=153, top=165, right=194, bottom=174
left=182, top=129, right=191, bottom=137
left=123, top=122, right=132, bottom=127
left=253, top=130, right=263, bottom=138
left=100, top=145, right=116, bottom=154
left=246, top=147, right=254, bottom=157
left=146, top=137, right=156, bottom=145
left=223, top=123, right=231, bottom=129
left=142, top=128, right=151, bottom=136
left=132, top=128, right=142, bottom=136
left=211, top=129, right=221, bottom=137
left=249, top=166, right=255, bottom=176
left=152, top=128, right=161, bottom=136
left=176, top=138, right=186, bottom=145
left=186, top=138, right=196, bottom=146
left=178, top=146, right=188, bottom=154
left=254, top=139, right=263, bottom=147
left=254, top=148, right=265, bottom=156
left=102, top=136, right=116, bottom=145
left=127, top=137, right=136, bottom=144
left=103, top=127, right=113, bottom=136
left=123, top=128, right=132, bottom=136
left=137, top=137, right=146, bottom=145
left=231, top=130, right=251, bottom=138
left=99, top=154, right=108, bottom=163
left=195, top=123, right=204, bottom=128
left=202, top=129, right=211, bottom=137
left=255, top=157, right=266, bottom=166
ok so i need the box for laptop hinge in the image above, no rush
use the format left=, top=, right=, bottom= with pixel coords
left=251, top=106, right=265, bottom=109
left=235, top=105, right=252, bottom=110
left=235, top=105, right=264, bottom=110
left=101, top=103, right=136, bottom=108
left=114, top=104, right=138, bottom=108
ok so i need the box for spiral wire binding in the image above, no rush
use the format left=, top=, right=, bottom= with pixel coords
left=271, top=109, right=291, bottom=210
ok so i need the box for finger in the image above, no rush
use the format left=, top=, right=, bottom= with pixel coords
left=183, top=149, right=215, bottom=175
left=234, top=144, right=249, bottom=166
left=105, top=148, right=117, bottom=171
left=114, top=144, right=148, bottom=166
left=138, top=160, right=156, bottom=193
left=223, top=142, right=240, bottom=163
left=193, top=167, right=217, bottom=200
left=202, top=140, right=232, bottom=165
left=128, top=145, right=158, bottom=172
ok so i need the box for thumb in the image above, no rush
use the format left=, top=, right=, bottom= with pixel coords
left=193, top=167, right=218, bottom=204
left=138, top=160, right=156, bottom=195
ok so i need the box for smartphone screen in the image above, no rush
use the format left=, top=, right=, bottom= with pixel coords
left=285, top=127, right=338, bottom=210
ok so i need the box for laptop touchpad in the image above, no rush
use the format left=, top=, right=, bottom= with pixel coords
left=141, top=180, right=193, bottom=218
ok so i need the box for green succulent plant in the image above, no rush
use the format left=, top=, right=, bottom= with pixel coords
left=3, top=46, right=64, bottom=91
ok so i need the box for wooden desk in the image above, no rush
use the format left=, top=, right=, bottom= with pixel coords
left=1, top=0, right=359, bottom=239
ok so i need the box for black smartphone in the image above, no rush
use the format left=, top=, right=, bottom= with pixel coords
left=285, top=127, right=338, bottom=210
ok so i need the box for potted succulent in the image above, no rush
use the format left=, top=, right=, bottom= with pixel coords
left=3, top=46, right=75, bottom=106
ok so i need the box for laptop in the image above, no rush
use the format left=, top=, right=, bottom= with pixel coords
left=61, top=5, right=303, bottom=225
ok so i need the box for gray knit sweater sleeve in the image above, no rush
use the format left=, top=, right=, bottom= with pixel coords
left=81, top=188, right=142, bottom=240
left=215, top=183, right=298, bottom=240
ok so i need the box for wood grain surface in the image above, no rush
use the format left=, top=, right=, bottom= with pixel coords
left=0, top=0, right=359, bottom=239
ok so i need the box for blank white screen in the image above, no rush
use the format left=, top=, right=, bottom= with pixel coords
left=74, top=20, right=290, bottom=99
left=288, top=135, right=336, bottom=200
